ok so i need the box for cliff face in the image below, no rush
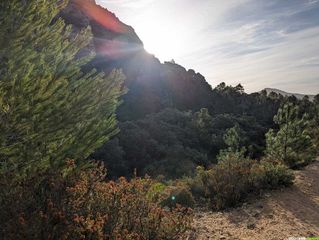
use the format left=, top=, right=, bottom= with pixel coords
left=61, top=0, right=143, bottom=61
left=61, top=0, right=213, bottom=120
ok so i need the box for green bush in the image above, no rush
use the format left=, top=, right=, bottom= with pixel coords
left=251, top=160, right=294, bottom=189
left=184, top=166, right=208, bottom=198
left=187, top=155, right=294, bottom=210
left=160, top=186, right=195, bottom=209
left=206, top=154, right=253, bottom=209
left=147, top=182, right=167, bottom=202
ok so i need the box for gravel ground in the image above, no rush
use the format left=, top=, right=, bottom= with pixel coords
left=190, top=159, right=319, bottom=240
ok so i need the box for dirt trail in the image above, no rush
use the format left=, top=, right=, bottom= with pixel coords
left=191, top=159, right=319, bottom=240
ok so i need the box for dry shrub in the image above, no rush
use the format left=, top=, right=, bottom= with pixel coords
left=187, top=155, right=294, bottom=210
left=205, top=154, right=253, bottom=209
left=251, top=159, right=294, bottom=189
left=0, top=161, right=193, bottom=240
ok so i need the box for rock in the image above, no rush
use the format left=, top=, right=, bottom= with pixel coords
left=247, top=221, right=256, bottom=230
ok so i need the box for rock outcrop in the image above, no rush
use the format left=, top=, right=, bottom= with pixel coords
left=60, top=0, right=213, bottom=120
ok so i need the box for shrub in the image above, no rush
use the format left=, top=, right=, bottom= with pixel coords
left=0, top=161, right=193, bottom=240
left=160, top=186, right=195, bottom=209
left=184, top=166, right=208, bottom=198
left=187, top=155, right=294, bottom=210
left=251, top=160, right=294, bottom=189
left=147, top=182, right=167, bottom=202
left=205, top=154, right=253, bottom=209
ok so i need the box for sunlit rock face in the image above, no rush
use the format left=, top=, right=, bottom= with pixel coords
left=60, top=0, right=213, bottom=120
left=61, top=0, right=144, bottom=61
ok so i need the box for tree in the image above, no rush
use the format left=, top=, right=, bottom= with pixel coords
left=217, top=124, right=247, bottom=161
left=0, top=0, right=124, bottom=175
left=311, top=94, right=319, bottom=151
left=215, top=82, right=226, bottom=92
left=193, top=108, right=213, bottom=130
left=235, top=84, right=244, bottom=94
left=265, top=103, right=315, bottom=167
left=0, top=3, right=195, bottom=239
left=192, top=108, right=213, bottom=148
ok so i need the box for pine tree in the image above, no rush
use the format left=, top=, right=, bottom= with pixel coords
left=265, top=103, right=315, bottom=167
left=217, top=124, right=247, bottom=161
left=311, top=94, right=319, bottom=151
left=0, top=0, right=124, bottom=175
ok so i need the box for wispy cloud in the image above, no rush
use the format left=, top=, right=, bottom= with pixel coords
left=97, top=0, right=319, bottom=94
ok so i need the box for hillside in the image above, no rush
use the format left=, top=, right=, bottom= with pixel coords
left=1, top=1, right=319, bottom=239
left=264, top=88, right=315, bottom=101
left=191, top=159, right=319, bottom=240
left=60, top=0, right=317, bottom=179
left=61, top=0, right=213, bottom=121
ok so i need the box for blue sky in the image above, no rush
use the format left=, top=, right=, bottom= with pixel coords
left=97, top=0, right=319, bottom=94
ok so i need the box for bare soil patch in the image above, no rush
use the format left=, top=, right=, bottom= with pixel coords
left=191, top=159, right=319, bottom=240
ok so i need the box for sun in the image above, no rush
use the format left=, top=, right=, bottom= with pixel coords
left=134, top=14, right=187, bottom=62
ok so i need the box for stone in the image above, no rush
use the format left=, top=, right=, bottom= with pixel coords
left=247, top=221, right=256, bottom=230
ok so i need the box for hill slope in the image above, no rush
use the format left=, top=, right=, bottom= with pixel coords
left=264, top=88, right=315, bottom=101
left=61, top=0, right=213, bottom=121
left=60, top=0, right=286, bottom=178
left=191, top=159, right=319, bottom=239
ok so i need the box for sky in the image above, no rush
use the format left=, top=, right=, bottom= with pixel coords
left=97, top=0, right=319, bottom=94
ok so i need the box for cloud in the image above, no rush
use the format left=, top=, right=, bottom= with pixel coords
left=196, top=26, right=319, bottom=94
left=176, top=0, right=319, bottom=94
left=97, top=0, right=319, bottom=94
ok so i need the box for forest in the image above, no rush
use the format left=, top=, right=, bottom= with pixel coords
left=0, top=0, right=318, bottom=239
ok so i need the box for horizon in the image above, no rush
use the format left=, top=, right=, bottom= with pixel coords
left=97, top=0, right=319, bottom=95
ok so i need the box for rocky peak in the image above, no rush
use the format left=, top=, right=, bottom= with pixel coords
left=60, top=0, right=213, bottom=120
left=61, top=0, right=144, bottom=60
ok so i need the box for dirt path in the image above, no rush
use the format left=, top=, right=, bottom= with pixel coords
left=191, top=160, right=319, bottom=240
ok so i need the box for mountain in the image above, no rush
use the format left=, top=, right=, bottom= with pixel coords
left=60, top=0, right=282, bottom=123
left=264, top=88, right=315, bottom=101
left=58, top=0, right=293, bottom=178
left=60, top=0, right=214, bottom=121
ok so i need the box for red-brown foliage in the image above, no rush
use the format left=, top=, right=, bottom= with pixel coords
left=0, top=161, right=192, bottom=239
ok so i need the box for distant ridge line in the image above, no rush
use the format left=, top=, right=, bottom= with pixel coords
left=263, top=88, right=315, bottom=100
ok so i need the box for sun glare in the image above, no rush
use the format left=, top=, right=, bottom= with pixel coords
left=134, top=13, right=188, bottom=62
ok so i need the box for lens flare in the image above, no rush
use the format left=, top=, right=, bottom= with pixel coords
left=73, top=0, right=129, bottom=34
left=72, top=0, right=143, bottom=59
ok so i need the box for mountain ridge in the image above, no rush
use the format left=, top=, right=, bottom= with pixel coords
left=263, top=88, right=315, bottom=100
left=61, top=0, right=214, bottom=121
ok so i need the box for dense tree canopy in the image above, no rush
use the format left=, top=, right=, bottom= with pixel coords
left=0, top=0, right=124, bottom=175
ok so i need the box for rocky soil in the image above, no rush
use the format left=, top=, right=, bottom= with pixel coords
left=191, top=159, right=319, bottom=240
